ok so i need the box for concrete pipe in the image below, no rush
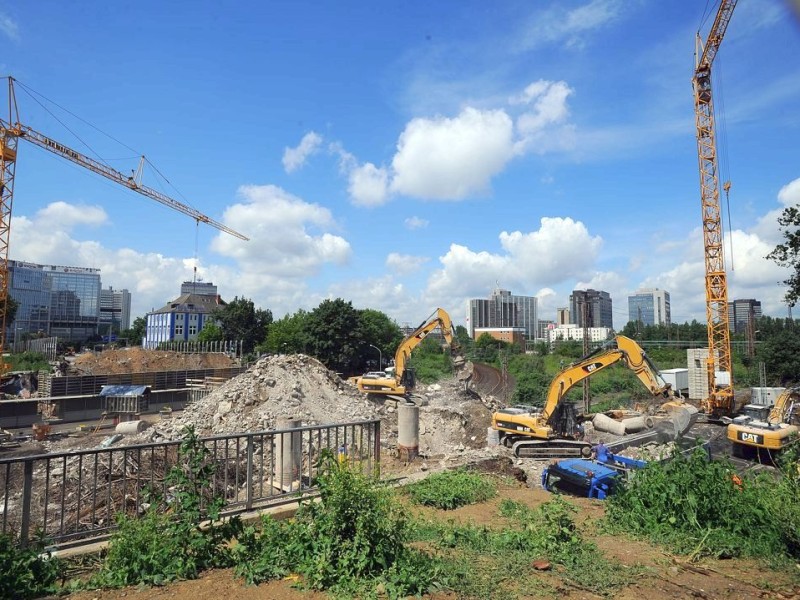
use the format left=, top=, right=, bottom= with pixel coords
left=274, top=418, right=302, bottom=490
left=621, top=416, right=655, bottom=433
left=592, top=413, right=626, bottom=436
left=115, top=420, right=147, bottom=434
left=397, top=403, right=420, bottom=461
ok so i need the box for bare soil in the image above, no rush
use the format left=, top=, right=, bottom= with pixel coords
left=69, top=348, right=238, bottom=375
left=65, top=476, right=800, bottom=600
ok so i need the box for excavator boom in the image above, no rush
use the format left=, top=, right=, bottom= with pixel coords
left=492, top=335, right=678, bottom=458
left=356, top=307, right=460, bottom=399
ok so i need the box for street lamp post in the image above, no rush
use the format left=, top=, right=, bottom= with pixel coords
left=369, top=344, right=382, bottom=370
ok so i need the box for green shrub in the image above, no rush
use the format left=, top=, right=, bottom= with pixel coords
left=606, top=447, right=800, bottom=561
left=234, top=451, right=442, bottom=598
left=91, top=427, right=241, bottom=588
left=0, top=534, right=62, bottom=600
left=406, top=469, right=497, bottom=510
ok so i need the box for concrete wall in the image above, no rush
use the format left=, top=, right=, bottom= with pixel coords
left=0, top=389, right=189, bottom=429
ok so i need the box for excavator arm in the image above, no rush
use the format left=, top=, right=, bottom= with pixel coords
left=356, top=307, right=460, bottom=398
left=492, top=335, right=678, bottom=458
left=393, top=307, right=456, bottom=382
left=541, top=335, right=674, bottom=424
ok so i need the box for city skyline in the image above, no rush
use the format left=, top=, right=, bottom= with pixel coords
left=2, top=1, right=797, bottom=330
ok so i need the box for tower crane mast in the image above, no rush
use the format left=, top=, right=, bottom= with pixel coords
left=0, top=76, right=248, bottom=370
left=692, top=0, right=737, bottom=417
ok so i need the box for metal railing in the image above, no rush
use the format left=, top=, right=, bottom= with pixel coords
left=1, top=419, right=380, bottom=548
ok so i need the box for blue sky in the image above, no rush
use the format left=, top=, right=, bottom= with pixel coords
left=1, top=0, right=799, bottom=330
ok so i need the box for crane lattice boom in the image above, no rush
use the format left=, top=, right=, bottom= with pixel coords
left=693, top=0, right=737, bottom=417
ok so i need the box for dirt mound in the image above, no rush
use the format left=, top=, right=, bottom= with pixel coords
left=137, top=354, right=494, bottom=460
left=70, top=348, right=237, bottom=375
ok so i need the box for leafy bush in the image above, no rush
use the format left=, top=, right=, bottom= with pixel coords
left=406, top=469, right=497, bottom=510
left=234, top=451, right=442, bottom=598
left=0, top=534, right=62, bottom=600
left=606, top=447, right=800, bottom=561
left=91, top=427, right=241, bottom=588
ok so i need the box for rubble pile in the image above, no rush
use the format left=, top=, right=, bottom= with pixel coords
left=140, top=354, right=388, bottom=442
left=131, top=354, right=495, bottom=461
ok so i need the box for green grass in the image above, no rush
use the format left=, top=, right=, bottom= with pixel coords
left=405, top=469, right=497, bottom=510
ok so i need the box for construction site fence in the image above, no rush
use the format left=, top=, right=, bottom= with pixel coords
left=0, top=419, right=381, bottom=549
left=14, top=337, right=59, bottom=361
left=38, top=366, right=248, bottom=398
left=148, top=340, right=244, bottom=357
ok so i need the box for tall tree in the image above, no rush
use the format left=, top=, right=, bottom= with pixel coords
left=767, top=204, right=800, bottom=306
left=357, top=308, right=403, bottom=370
left=120, top=316, right=147, bottom=347
left=212, top=297, right=272, bottom=354
left=259, top=309, right=309, bottom=354
left=302, top=298, right=361, bottom=373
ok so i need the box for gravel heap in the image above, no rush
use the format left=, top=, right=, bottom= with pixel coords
left=139, top=354, right=387, bottom=442
left=132, top=353, right=496, bottom=459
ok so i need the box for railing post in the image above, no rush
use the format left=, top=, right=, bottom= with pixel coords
left=20, top=459, right=34, bottom=548
left=373, top=420, right=381, bottom=479
left=245, top=436, right=254, bottom=510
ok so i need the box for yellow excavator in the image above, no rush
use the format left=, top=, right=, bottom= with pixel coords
left=355, top=308, right=463, bottom=401
left=726, top=386, right=799, bottom=459
left=492, top=335, right=683, bottom=458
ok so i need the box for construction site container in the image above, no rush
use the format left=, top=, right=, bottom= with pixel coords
left=660, top=368, right=689, bottom=393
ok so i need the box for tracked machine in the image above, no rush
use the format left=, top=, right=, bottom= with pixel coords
left=492, top=335, right=683, bottom=459
left=355, top=308, right=464, bottom=403
left=726, top=386, right=799, bottom=460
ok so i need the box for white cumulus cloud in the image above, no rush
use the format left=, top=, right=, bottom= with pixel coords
left=425, top=217, right=603, bottom=304
left=390, top=107, right=515, bottom=201
left=213, top=184, right=351, bottom=276
left=404, top=216, right=429, bottom=229
left=282, top=132, right=323, bottom=173
left=348, top=163, right=390, bottom=207
left=385, top=253, right=429, bottom=276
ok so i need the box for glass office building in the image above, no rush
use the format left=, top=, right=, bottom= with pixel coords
left=628, top=288, right=671, bottom=327
left=467, top=288, right=538, bottom=340
left=9, top=260, right=101, bottom=343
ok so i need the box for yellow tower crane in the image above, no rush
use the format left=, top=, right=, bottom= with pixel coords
left=0, top=76, right=248, bottom=370
left=692, top=0, right=737, bottom=419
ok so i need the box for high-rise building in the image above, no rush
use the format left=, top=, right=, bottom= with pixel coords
left=467, top=288, right=538, bottom=340
left=728, top=299, right=762, bottom=334
left=100, top=287, right=132, bottom=334
left=569, top=289, right=613, bottom=329
left=8, top=260, right=101, bottom=342
left=556, top=307, right=570, bottom=326
left=628, top=288, right=671, bottom=327
left=180, top=280, right=218, bottom=297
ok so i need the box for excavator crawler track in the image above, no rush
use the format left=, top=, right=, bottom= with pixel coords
left=510, top=439, right=592, bottom=459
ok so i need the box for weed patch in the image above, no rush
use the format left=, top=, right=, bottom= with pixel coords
left=88, top=427, right=241, bottom=588
left=405, top=469, right=497, bottom=510
left=410, top=496, right=634, bottom=597
left=606, top=446, right=800, bottom=562
left=0, top=534, right=62, bottom=600
left=233, top=451, right=445, bottom=599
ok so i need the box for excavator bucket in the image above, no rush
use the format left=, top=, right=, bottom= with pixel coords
left=660, top=404, right=700, bottom=437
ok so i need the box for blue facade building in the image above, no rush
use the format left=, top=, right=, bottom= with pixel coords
left=143, top=292, right=224, bottom=348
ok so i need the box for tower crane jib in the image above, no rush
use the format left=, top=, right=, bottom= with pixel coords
left=0, top=76, right=248, bottom=373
